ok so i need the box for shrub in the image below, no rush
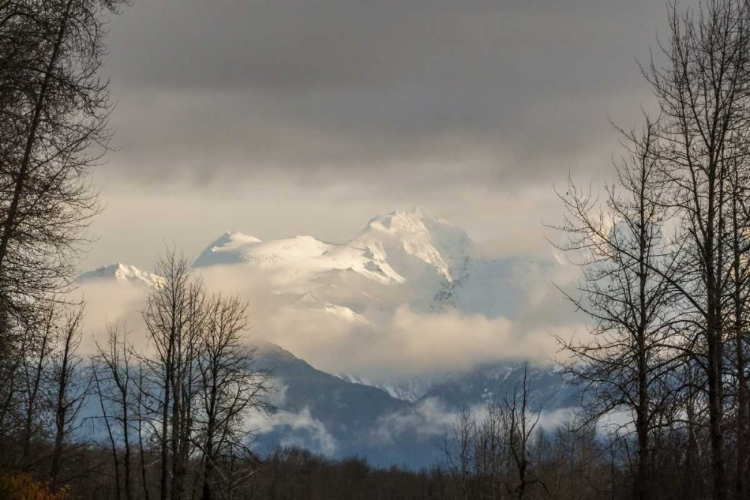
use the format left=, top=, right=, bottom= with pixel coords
left=0, top=473, right=68, bottom=500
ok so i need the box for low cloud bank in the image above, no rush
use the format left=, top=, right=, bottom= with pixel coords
left=74, top=252, right=584, bottom=381
left=372, top=399, right=580, bottom=448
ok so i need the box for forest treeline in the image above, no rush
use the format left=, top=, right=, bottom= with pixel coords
left=2, top=0, right=750, bottom=500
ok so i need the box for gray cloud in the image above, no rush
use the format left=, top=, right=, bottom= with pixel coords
left=101, top=0, right=674, bottom=191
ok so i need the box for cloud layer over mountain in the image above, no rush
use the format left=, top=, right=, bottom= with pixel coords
left=76, top=209, right=584, bottom=380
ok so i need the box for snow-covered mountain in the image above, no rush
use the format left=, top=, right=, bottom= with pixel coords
left=77, top=207, right=557, bottom=389
left=80, top=207, right=530, bottom=313
left=76, top=208, right=577, bottom=467
left=78, top=262, right=164, bottom=288
left=194, top=207, right=467, bottom=281
left=77, top=207, right=558, bottom=377
left=186, top=207, right=527, bottom=320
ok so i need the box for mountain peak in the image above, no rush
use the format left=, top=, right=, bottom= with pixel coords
left=354, top=209, right=472, bottom=283
left=363, top=207, right=442, bottom=234
left=409, top=205, right=432, bottom=218
left=194, top=231, right=262, bottom=267
left=184, top=210, right=474, bottom=287
left=249, top=340, right=300, bottom=362
left=214, top=231, right=262, bottom=246
left=78, top=263, right=164, bottom=288
left=381, top=206, right=439, bottom=224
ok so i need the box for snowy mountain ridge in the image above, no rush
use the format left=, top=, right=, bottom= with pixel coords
left=77, top=263, right=164, bottom=288
left=78, top=208, right=534, bottom=330
left=80, top=208, right=527, bottom=321
left=191, top=207, right=472, bottom=289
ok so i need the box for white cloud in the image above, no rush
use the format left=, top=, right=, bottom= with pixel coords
left=372, top=399, right=580, bottom=449
left=74, top=242, right=586, bottom=381
left=246, top=408, right=337, bottom=456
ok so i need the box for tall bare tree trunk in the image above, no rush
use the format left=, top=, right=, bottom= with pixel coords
left=731, top=161, right=748, bottom=498
left=0, top=0, right=73, bottom=273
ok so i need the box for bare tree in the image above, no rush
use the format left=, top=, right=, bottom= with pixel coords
left=49, top=303, right=89, bottom=484
left=548, top=2, right=750, bottom=499
left=196, top=294, right=273, bottom=500
left=93, top=321, right=136, bottom=500
left=19, top=305, right=56, bottom=463
left=504, top=365, right=542, bottom=500
left=0, top=0, right=129, bottom=340
left=723, top=150, right=750, bottom=497
left=134, top=360, right=153, bottom=500
left=552, top=117, right=680, bottom=500
left=443, top=406, right=474, bottom=500
left=441, top=371, right=547, bottom=500
left=642, top=3, right=750, bottom=497
left=0, top=314, right=31, bottom=438
left=141, top=249, right=193, bottom=500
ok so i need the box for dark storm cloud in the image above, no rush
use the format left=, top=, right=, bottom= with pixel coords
left=103, top=0, right=679, bottom=190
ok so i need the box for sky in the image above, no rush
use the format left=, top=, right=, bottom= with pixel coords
left=84, top=0, right=679, bottom=271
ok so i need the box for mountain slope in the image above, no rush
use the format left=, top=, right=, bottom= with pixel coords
left=251, top=343, right=423, bottom=464
left=72, top=339, right=577, bottom=469
left=251, top=343, right=576, bottom=468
